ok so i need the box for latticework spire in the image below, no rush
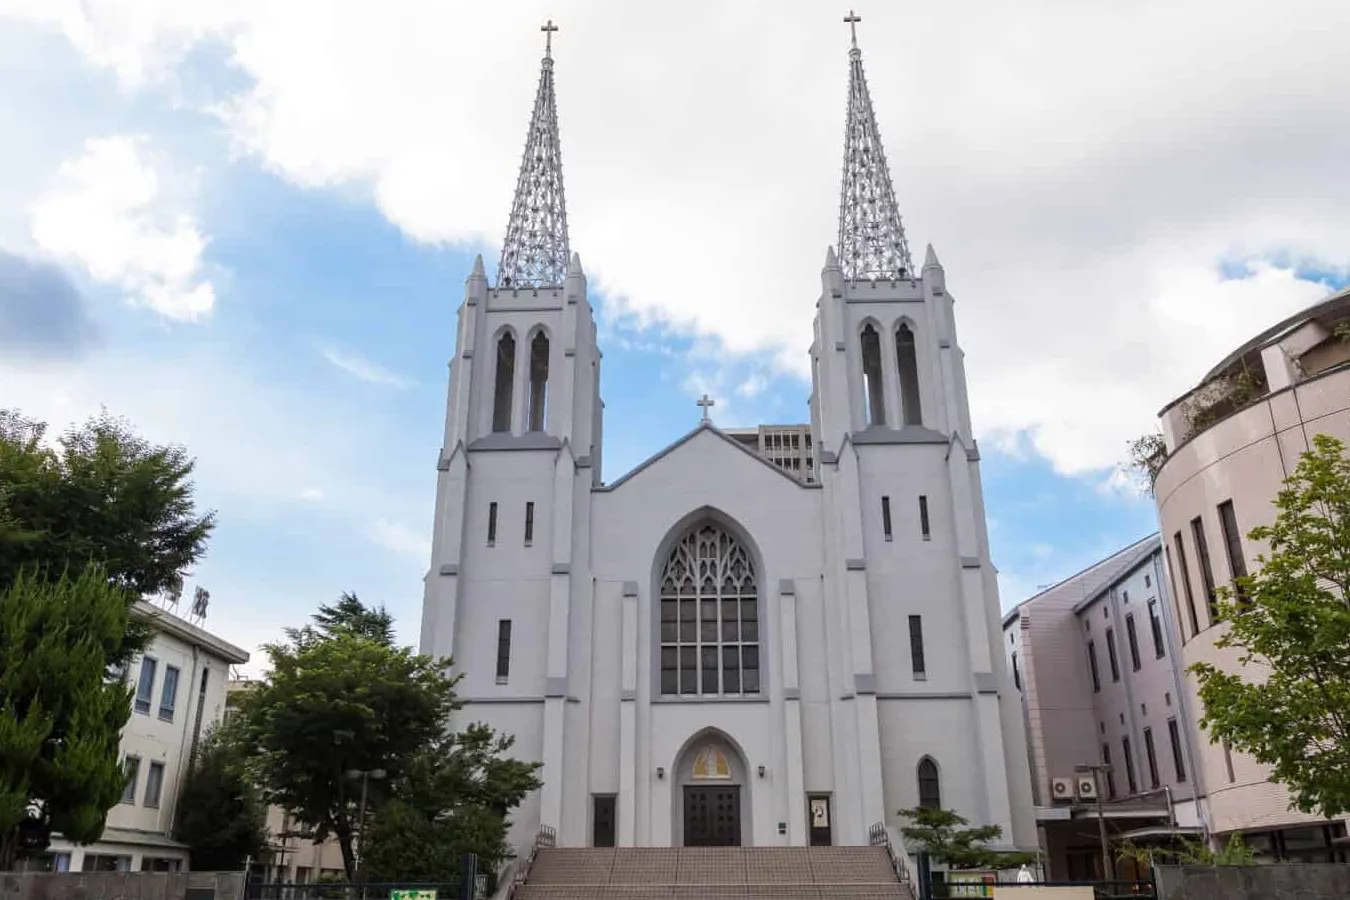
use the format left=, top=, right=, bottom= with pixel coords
left=837, top=16, right=913, bottom=281
left=497, top=23, right=570, bottom=289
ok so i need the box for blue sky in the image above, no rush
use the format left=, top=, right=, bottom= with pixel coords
left=3, top=3, right=1348, bottom=666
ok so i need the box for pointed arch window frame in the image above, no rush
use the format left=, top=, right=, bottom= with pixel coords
left=491, top=329, right=518, bottom=433
left=917, top=756, right=942, bottom=809
left=859, top=321, right=886, bottom=427
left=894, top=320, right=923, bottom=427
left=526, top=327, right=551, bottom=432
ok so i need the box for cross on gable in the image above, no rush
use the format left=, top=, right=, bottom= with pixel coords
left=696, top=394, right=716, bottom=423
left=844, top=10, right=861, bottom=45
left=542, top=19, right=558, bottom=55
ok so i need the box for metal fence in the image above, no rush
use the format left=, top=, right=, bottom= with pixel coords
left=245, top=882, right=459, bottom=900
left=928, top=878, right=1156, bottom=899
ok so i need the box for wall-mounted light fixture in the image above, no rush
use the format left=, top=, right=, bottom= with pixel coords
left=757, top=765, right=766, bottom=778
left=656, top=767, right=665, bottom=779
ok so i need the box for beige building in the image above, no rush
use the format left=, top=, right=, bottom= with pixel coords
left=1153, top=285, right=1350, bottom=860
left=723, top=424, right=817, bottom=483
left=1004, top=536, right=1203, bottom=879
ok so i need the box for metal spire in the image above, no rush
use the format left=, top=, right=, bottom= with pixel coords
left=837, top=11, right=914, bottom=281
left=497, top=20, right=570, bottom=289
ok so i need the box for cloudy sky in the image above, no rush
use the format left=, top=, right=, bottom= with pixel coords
left=2, top=1, right=1347, bottom=667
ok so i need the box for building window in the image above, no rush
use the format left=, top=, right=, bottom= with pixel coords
left=1145, top=573, right=1151, bottom=588
left=1147, top=599, right=1166, bottom=659
left=524, top=501, right=535, bottom=545
left=144, top=761, right=165, bottom=808
left=134, top=657, right=157, bottom=715
left=1087, top=640, right=1101, bottom=692
left=1011, top=651, right=1020, bottom=690
left=917, top=757, right=941, bottom=809
left=1122, top=736, right=1137, bottom=794
left=1101, top=744, right=1116, bottom=799
left=496, top=620, right=511, bottom=682
left=1105, top=628, right=1120, bottom=682
left=121, top=756, right=140, bottom=803
left=1125, top=614, right=1141, bottom=672
left=860, top=324, right=886, bottom=426
left=1190, top=516, right=1219, bottom=624
left=918, top=495, right=930, bottom=540
left=1172, top=534, right=1201, bottom=638
left=895, top=323, right=922, bottom=426
left=1169, top=718, right=1187, bottom=782
left=1217, top=500, right=1249, bottom=602
left=84, top=855, right=131, bottom=873
left=158, top=665, right=180, bottom=722
left=658, top=522, right=759, bottom=695
left=527, top=331, right=549, bottom=431
left=909, top=615, right=926, bottom=677
left=881, top=496, right=892, bottom=540
left=492, top=332, right=516, bottom=433
left=487, top=502, right=498, bottom=545
left=1143, top=727, right=1160, bottom=789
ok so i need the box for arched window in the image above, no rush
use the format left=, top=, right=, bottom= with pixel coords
left=896, top=323, right=922, bottom=426
left=527, top=331, right=549, bottom=431
left=860, top=324, right=885, bottom=426
left=658, top=523, right=758, bottom=696
left=492, top=332, right=516, bottom=433
left=918, top=757, right=941, bottom=809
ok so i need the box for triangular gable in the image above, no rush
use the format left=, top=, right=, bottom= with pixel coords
left=597, top=422, right=817, bottom=492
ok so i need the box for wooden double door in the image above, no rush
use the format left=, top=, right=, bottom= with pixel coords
left=683, top=785, right=741, bottom=846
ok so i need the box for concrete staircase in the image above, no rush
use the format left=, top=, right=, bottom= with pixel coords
left=513, top=846, right=915, bottom=900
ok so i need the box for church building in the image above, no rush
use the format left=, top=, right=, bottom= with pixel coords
left=419, top=21, right=1036, bottom=856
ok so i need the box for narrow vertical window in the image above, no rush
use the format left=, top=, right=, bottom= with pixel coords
left=1148, top=599, right=1166, bottom=659
left=1190, top=517, right=1219, bottom=623
left=487, top=502, right=498, bottom=545
left=918, top=495, right=930, bottom=539
left=860, top=324, right=886, bottom=426
left=1217, top=500, right=1248, bottom=602
left=492, top=332, right=516, bottom=433
left=527, top=331, right=550, bottom=431
left=1172, top=534, right=1200, bottom=637
left=1101, top=744, right=1116, bottom=799
left=1106, top=627, right=1120, bottom=682
left=1125, top=614, right=1141, bottom=672
left=122, top=756, right=140, bottom=803
left=144, top=762, right=165, bottom=809
left=134, top=657, right=157, bottom=715
left=1087, top=640, right=1101, bottom=692
left=881, top=496, right=892, bottom=540
left=524, top=501, right=535, bottom=545
left=158, top=665, right=180, bottom=722
left=908, top=615, right=926, bottom=677
left=496, top=620, right=512, bottom=681
left=917, top=758, right=941, bottom=809
left=1143, top=727, right=1160, bottom=789
left=895, top=323, right=922, bottom=426
left=1168, top=719, right=1187, bottom=782
left=1122, top=736, right=1137, bottom=794
left=1011, top=651, right=1021, bottom=690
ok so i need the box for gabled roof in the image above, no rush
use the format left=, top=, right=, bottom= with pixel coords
left=1072, top=537, right=1162, bottom=613
left=1001, top=533, right=1159, bottom=628
left=597, top=421, right=819, bottom=492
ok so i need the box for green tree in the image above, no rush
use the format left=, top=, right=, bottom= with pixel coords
left=240, top=601, right=465, bottom=881
left=361, top=724, right=542, bottom=886
left=174, top=720, right=268, bottom=871
left=0, top=567, right=147, bottom=869
left=1125, top=430, right=1168, bottom=495
left=1191, top=433, right=1350, bottom=819
left=898, top=806, right=1036, bottom=870
left=0, top=408, right=214, bottom=596
left=291, top=591, right=395, bottom=647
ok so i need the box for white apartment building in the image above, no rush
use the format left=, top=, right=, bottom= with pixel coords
left=40, top=600, right=248, bottom=873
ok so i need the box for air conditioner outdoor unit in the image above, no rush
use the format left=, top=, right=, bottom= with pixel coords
left=1050, top=777, right=1074, bottom=803
left=1076, top=777, right=1098, bottom=801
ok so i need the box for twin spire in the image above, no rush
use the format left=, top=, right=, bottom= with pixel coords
left=495, top=15, right=913, bottom=288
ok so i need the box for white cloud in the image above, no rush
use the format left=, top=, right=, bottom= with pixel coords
left=29, top=134, right=215, bottom=320
left=368, top=518, right=432, bottom=562
left=316, top=341, right=413, bottom=387
left=11, top=1, right=1350, bottom=474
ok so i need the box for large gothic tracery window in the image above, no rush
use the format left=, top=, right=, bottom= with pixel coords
left=659, top=524, right=759, bottom=696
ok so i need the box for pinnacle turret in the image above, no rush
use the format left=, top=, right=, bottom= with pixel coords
left=497, top=22, right=570, bottom=289
left=836, top=15, right=913, bottom=281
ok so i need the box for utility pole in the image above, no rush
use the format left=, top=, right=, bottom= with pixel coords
left=1076, top=763, right=1115, bottom=881
left=347, top=768, right=387, bottom=883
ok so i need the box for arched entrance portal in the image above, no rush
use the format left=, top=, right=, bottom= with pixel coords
left=671, top=729, right=751, bottom=846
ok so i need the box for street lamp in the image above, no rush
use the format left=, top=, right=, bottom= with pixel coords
left=1074, top=763, right=1115, bottom=881
left=346, top=768, right=387, bottom=881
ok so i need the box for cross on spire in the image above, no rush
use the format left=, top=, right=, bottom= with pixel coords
left=844, top=10, right=861, bottom=47
left=696, top=394, right=716, bottom=423
left=542, top=19, right=558, bottom=57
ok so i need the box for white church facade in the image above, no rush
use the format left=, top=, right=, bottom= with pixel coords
left=420, top=22, right=1036, bottom=855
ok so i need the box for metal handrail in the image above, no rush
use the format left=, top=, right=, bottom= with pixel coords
left=870, top=821, right=920, bottom=888
left=502, top=824, right=557, bottom=900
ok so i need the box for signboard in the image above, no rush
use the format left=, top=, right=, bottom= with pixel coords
left=389, top=891, right=438, bottom=900
left=945, top=870, right=996, bottom=897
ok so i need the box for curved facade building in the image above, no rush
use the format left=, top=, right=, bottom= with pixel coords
left=1153, top=286, right=1350, bottom=858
